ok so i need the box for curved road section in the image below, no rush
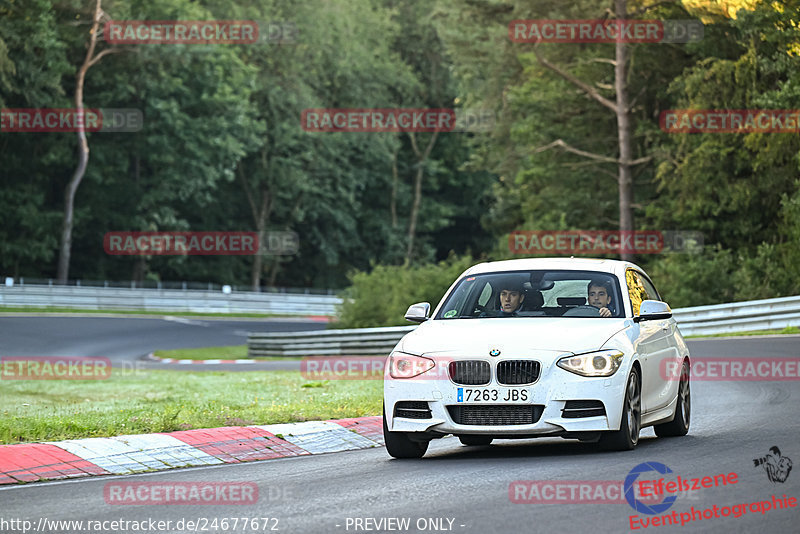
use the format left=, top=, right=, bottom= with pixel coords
left=0, top=315, right=324, bottom=371
left=0, top=317, right=798, bottom=533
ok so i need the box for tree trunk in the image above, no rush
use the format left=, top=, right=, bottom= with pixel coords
left=132, top=255, right=146, bottom=283
left=239, top=163, right=271, bottom=292
left=390, top=148, right=399, bottom=229
left=57, top=0, right=117, bottom=282
left=615, top=0, right=634, bottom=261
left=406, top=164, right=424, bottom=263
left=530, top=0, right=650, bottom=262
left=405, top=130, right=439, bottom=264
left=251, top=231, right=264, bottom=291
left=250, top=190, right=270, bottom=292
left=57, top=111, right=89, bottom=283
left=267, top=258, right=280, bottom=287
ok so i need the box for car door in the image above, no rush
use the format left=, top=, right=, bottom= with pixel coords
left=638, top=272, right=683, bottom=411
left=626, top=269, right=675, bottom=414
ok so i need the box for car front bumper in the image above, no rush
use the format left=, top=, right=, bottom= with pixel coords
left=385, top=359, right=630, bottom=437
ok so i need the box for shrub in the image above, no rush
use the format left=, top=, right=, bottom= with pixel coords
left=643, top=247, right=737, bottom=308
left=336, top=255, right=476, bottom=328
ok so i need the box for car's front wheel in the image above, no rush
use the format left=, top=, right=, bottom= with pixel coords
left=599, top=368, right=641, bottom=451
left=654, top=360, right=690, bottom=437
left=383, top=406, right=429, bottom=459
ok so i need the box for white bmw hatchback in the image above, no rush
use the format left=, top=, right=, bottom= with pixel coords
left=383, top=258, right=691, bottom=458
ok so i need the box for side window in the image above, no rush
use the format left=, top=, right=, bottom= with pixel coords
left=638, top=274, right=660, bottom=302
left=626, top=269, right=651, bottom=316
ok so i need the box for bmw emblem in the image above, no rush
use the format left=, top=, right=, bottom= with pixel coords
left=489, top=349, right=501, bottom=357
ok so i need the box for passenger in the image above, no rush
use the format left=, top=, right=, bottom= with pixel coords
left=588, top=279, right=614, bottom=318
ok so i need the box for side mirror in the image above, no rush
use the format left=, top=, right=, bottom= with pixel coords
left=635, top=299, right=672, bottom=322
left=404, top=302, right=431, bottom=323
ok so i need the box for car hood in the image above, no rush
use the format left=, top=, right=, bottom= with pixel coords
left=398, top=318, right=629, bottom=356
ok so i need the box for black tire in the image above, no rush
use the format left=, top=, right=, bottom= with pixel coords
left=383, top=407, right=428, bottom=459
left=654, top=361, right=690, bottom=437
left=458, top=435, right=493, bottom=446
left=599, top=368, right=641, bottom=451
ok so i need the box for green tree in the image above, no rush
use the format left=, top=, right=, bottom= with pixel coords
left=0, top=0, right=73, bottom=276
left=646, top=0, right=800, bottom=302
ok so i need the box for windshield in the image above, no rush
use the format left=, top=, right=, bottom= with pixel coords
left=435, top=270, right=624, bottom=319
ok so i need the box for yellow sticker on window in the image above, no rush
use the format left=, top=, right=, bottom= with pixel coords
left=626, top=270, right=646, bottom=317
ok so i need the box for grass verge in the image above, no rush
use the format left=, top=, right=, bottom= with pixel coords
left=687, top=326, right=800, bottom=338
left=153, top=345, right=300, bottom=361
left=154, top=345, right=249, bottom=360
left=0, top=369, right=380, bottom=445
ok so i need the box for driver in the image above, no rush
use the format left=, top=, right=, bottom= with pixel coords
left=588, top=279, right=613, bottom=318
left=490, top=278, right=526, bottom=317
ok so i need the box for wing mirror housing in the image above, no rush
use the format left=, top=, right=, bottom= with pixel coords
left=404, top=302, right=431, bottom=323
left=634, top=299, right=673, bottom=322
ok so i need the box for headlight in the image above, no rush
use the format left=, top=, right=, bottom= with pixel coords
left=389, top=352, right=435, bottom=379
left=557, top=350, right=624, bottom=377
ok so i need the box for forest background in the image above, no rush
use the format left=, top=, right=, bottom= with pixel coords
left=1, top=0, right=798, bottom=327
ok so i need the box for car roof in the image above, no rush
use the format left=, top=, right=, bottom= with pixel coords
left=462, top=257, right=644, bottom=277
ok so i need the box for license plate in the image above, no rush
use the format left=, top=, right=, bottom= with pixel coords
left=457, top=387, right=529, bottom=403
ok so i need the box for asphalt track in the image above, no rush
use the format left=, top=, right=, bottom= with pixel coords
left=0, top=317, right=799, bottom=533
left=0, top=315, right=324, bottom=371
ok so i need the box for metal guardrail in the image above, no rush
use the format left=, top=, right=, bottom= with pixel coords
left=672, top=294, right=800, bottom=336
left=2, top=282, right=796, bottom=343
left=247, top=295, right=800, bottom=357
left=0, top=284, right=342, bottom=316
left=247, top=326, right=417, bottom=357
left=3, top=277, right=336, bottom=294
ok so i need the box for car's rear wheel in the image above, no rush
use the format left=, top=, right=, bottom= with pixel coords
left=599, top=368, right=641, bottom=451
left=383, top=406, right=429, bottom=459
left=458, top=435, right=493, bottom=446
left=654, top=361, right=690, bottom=437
